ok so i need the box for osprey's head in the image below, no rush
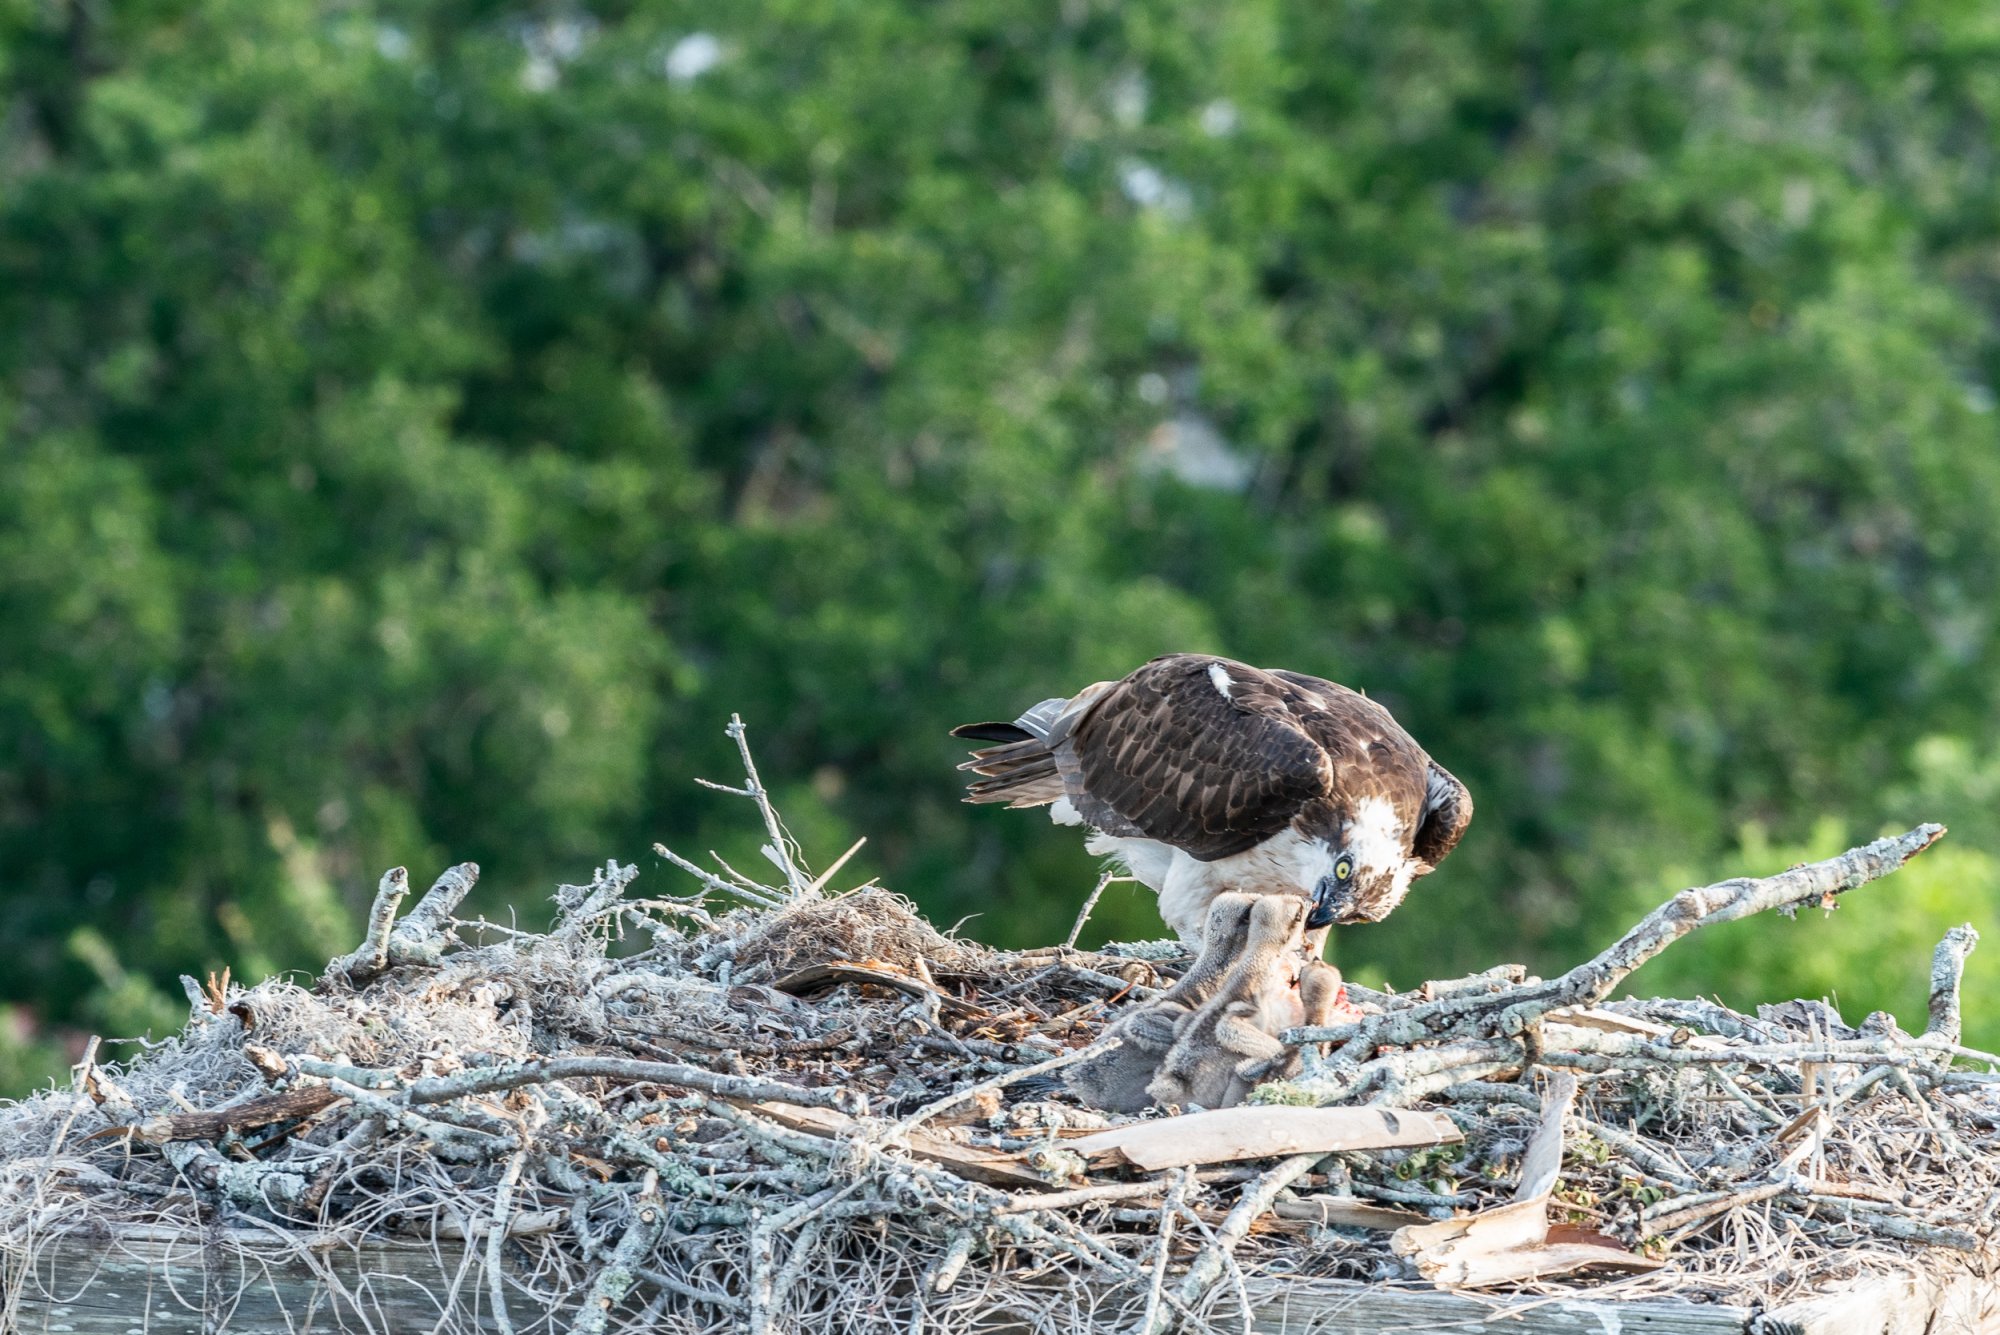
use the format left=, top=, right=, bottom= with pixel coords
left=1305, top=797, right=1426, bottom=929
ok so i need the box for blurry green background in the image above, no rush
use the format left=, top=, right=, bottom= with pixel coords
left=5, top=0, right=2000, bottom=1092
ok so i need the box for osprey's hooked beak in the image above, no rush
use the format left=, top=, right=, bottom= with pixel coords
left=1305, top=880, right=1339, bottom=931
left=1308, top=852, right=1359, bottom=930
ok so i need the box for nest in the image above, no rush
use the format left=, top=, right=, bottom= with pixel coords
left=0, top=721, right=1994, bottom=1334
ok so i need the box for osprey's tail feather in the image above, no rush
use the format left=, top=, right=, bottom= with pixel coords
left=950, top=721, right=1034, bottom=744
left=951, top=696, right=1069, bottom=807
left=954, top=735, right=1063, bottom=807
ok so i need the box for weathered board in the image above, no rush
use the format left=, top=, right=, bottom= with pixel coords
left=5, top=1232, right=563, bottom=1334
left=5, top=1232, right=1996, bottom=1334
left=1064, top=1105, right=1461, bottom=1172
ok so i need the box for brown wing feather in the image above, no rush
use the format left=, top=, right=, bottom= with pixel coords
left=1268, top=674, right=1473, bottom=914
left=1063, top=656, right=1328, bottom=861
left=1412, top=761, right=1473, bottom=868
left=1270, top=669, right=1432, bottom=827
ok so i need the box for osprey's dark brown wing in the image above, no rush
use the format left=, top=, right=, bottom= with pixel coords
left=1057, top=656, right=1330, bottom=861
left=1271, top=668, right=1426, bottom=792
left=1413, top=761, right=1473, bottom=868
left=1272, top=668, right=1469, bottom=870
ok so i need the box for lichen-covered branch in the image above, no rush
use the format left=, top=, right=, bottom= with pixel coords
left=1171, top=1151, right=1323, bottom=1322
left=1284, top=824, right=1946, bottom=1055
left=1502, top=823, right=1947, bottom=1033
left=574, top=1174, right=666, bottom=1335
left=387, top=862, right=479, bottom=967
left=402, top=1055, right=864, bottom=1113
left=1926, top=923, right=1980, bottom=1045
left=325, top=866, right=410, bottom=986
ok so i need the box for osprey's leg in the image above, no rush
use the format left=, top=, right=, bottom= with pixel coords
left=1156, top=851, right=1226, bottom=950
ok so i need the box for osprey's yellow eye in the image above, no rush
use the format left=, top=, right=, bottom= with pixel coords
left=1335, top=858, right=1354, bottom=882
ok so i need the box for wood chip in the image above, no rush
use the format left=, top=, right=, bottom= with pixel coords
left=1273, top=1194, right=1432, bottom=1230
left=1063, top=1105, right=1461, bottom=1172
left=1391, top=1074, right=1661, bottom=1288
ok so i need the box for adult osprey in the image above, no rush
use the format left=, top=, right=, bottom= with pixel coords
left=952, top=654, right=1472, bottom=948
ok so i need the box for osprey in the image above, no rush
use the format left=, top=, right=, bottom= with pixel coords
left=952, top=654, right=1472, bottom=949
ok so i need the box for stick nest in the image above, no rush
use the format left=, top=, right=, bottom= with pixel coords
left=0, top=722, right=1993, bottom=1333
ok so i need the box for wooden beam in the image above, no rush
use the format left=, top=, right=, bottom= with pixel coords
left=1248, top=1280, right=1753, bottom=1334
left=5, top=1231, right=553, bottom=1334
left=9, top=1230, right=1994, bottom=1334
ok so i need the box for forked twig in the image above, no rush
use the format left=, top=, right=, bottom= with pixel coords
left=727, top=713, right=809, bottom=896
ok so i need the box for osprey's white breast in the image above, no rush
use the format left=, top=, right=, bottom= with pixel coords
left=1082, top=824, right=1340, bottom=946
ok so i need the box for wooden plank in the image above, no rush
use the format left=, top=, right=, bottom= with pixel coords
left=4, top=1231, right=565, bottom=1334
left=1248, top=1280, right=1754, bottom=1333
left=1064, top=1105, right=1460, bottom=1172
left=6, top=1232, right=1753, bottom=1335
left=10, top=1229, right=1990, bottom=1335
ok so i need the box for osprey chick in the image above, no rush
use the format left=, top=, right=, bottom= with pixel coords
left=952, top=654, right=1471, bottom=949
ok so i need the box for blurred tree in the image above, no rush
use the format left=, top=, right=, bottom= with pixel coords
left=3, top=0, right=1999, bottom=1087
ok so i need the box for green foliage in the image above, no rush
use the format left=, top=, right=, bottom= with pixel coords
left=4, top=0, right=2000, bottom=1087
left=0, top=1009, right=68, bottom=1100
left=67, top=927, right=184, bottom=1041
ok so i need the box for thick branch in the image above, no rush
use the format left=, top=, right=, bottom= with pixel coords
left=312, top=1075, right=518, bottom=1161
left=127, top=1086, right=340, bottom=1144
left=1171, top=1151, right=1322, bottom=1322
left=399, top=1056, right=863, bottom=1113
left=1925, top=924, right=1979, bottom=1046
left=386, top=862, right=479, bottom=967
left=1285, top=825, right=1945, bottom=1050
left=1504, top=823, right=1947, bottom=1033
left=886, top=1035, right=1119, bottom=1138
left=325, top=866, right=410, bottom=987
left=161, top=1140, right=311, bottom=1209
left=575, top=1175, right=666, bottom=1335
